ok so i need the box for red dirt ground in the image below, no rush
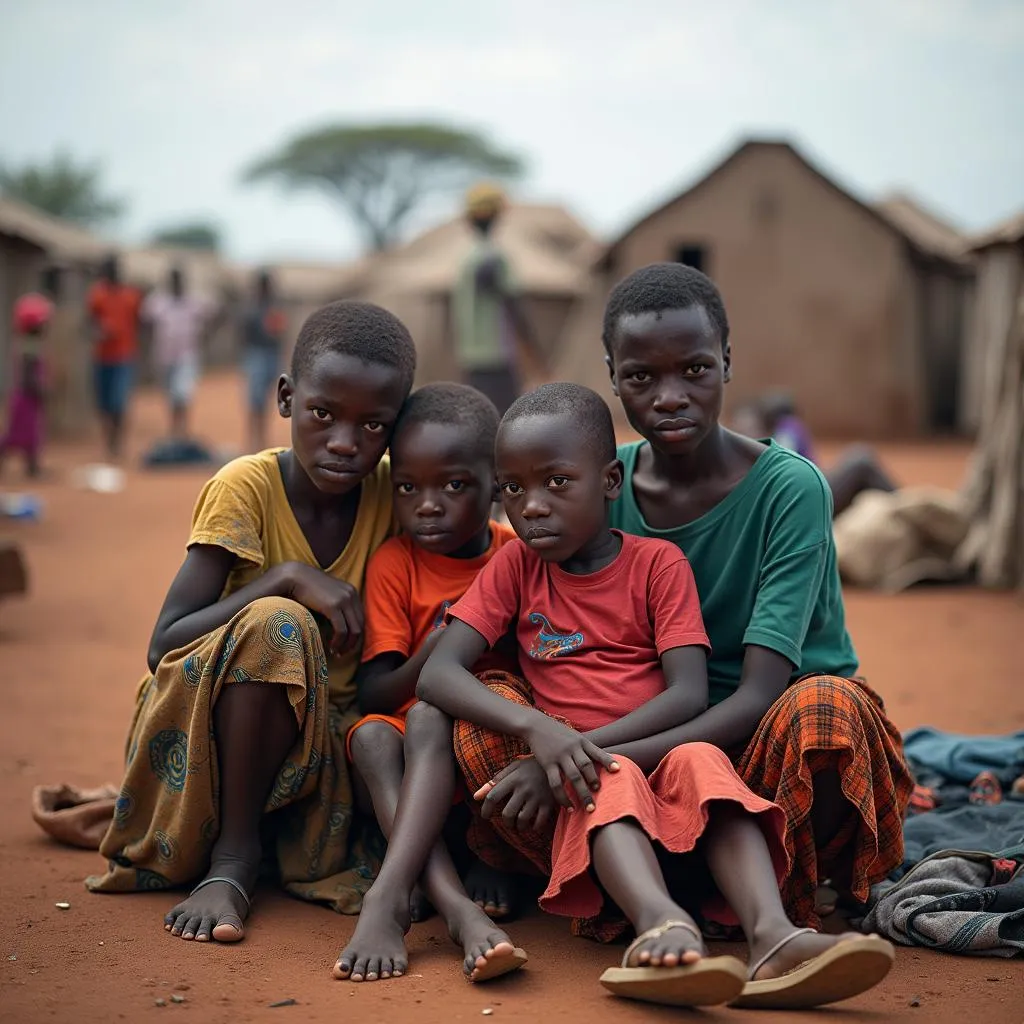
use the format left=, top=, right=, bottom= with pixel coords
left=1, top=373, right=1021, bottom=1024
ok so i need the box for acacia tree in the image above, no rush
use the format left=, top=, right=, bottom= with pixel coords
left=241, top=122, right=524, bottom=252
left=150, top=222, right=222, bottom=251
left=0, top=150, right=124, bottom=226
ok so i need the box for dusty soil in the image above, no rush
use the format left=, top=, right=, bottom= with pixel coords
left=1, top=373, right=1021, bottom=1024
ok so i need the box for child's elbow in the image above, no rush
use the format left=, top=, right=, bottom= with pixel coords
left=416, top=661, right=442, bottom=704
left=146, top=642, right=164, bottom=675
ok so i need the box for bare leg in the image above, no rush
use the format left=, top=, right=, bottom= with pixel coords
left=591, top=821, right=706, bottom=967
left=99, top=413, right=116, bottom=460
left=164, top=682, right=298, bottom=942
left=810, top=768, right=856, bottom=912
left=171, top=401, right=188, bottom=440
left=702, top=803, right=868, bottom=978
left=349, top=722, right=433, bottom=922
left=336, top=702, right=515, bottom=982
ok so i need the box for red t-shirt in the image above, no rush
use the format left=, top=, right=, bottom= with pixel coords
left=450, top=531, right=710, bottom=731
left=362, top=521, right=517, bottom=664
left=88, top=281, right=141, bottom=364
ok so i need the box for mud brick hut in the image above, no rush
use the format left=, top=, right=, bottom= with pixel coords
left=553, top=140, right=973, bottom=439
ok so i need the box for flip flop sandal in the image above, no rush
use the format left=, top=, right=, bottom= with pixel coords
left=469, top=946, right=528, bottom=983
left=599, top=919, right=747, bottom=1007
left=732, top=928, right=895, bottom=1010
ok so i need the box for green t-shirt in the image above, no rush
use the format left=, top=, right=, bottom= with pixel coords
left=610, top=440, right=859, bottom=705
left=452, top=239, right=516, bottom=370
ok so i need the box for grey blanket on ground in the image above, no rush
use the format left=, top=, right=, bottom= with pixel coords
left=860, top=847, right=1024, bottom=957
left=900, top=802, right=1024, bottom=876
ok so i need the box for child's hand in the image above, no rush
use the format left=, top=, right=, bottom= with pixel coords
left=286, top=564, right=364, bottom=655
left=524, top=716, right=619, bottom=812
left=474, top=758, right=558, bottom=832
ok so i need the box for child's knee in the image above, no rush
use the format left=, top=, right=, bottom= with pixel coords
left=404, top=701, right=451, bottom=746
left=244, top=595, right=314, bottom=628
left=232, top=596, right=320, bottom=650
left=349, top=720, right=404, bottom=768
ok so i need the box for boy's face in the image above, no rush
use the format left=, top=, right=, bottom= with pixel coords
left=391, top=421, right=496, bottom=557
left=278, top=350, right=407, bottom=496
left=496, top=412, right=622, bottom=564
left=606, top=305, right=730, bottom=456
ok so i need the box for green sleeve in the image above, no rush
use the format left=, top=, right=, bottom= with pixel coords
left=742, top=470, right=833, bottom=667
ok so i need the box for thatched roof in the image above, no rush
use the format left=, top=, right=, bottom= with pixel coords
left=0, top=197, right=104, bottom=262
left=226, top=259, right=372, bottom=303
left=874, top=193, right=968, bottom=263
left=968, top=209, right=1024, bottom=253
left=350, top=203, right=595, bottom=298
left=120, top=247, right=236, bottom=300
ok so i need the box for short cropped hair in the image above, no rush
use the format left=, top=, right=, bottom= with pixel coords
left=392, top=382, right=500, bottom=463
left=501, top=382, right=616, bottom=464
left=602, top=262, right=729, bottom=353
left=291, top=300, right=416, bottom=392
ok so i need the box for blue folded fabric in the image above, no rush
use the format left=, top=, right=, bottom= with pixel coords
left=903, top=727, right=1024, bottom=786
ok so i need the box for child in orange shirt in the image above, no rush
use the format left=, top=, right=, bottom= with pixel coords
left=345, top=382, right=521, bottom=974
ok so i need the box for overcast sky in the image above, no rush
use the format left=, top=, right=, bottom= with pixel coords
left=2, top=0, right=1021, bottom=261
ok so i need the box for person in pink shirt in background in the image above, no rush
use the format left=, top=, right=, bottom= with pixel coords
left=1, top=292, right=52, bottom=479
left=141, top=267, right=216, bottom=440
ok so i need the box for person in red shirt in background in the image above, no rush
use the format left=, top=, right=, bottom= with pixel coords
left=87, top=255, right=141, bottom=460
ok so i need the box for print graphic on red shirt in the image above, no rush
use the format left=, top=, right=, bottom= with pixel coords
left=527, top=612, right=585, bottom=660
left=432, top=600, right=453, bottom=632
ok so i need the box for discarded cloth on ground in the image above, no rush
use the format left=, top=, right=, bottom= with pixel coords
left=861, top=846, right=1024, bottom=957
left=833, top=487, right=970, bottom=591
left=31, top=783, right=119, bottom=849
left=904, top=728, right=1024, bottom=788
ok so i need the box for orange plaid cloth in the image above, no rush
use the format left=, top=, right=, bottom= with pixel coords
left=735, top=674, right=913, bottom=928
left=455, top=671, right=912, bottom=938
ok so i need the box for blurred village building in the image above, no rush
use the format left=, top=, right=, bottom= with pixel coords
left=3, top=136, right=1022, bottom=447
left=556, top=140, right=973, bottom=439
left=335, top=203, right=596, bottom=386
left=0, top=197, right=103, bottom=434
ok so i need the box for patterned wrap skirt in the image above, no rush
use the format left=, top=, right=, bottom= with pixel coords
left=86, top=596, right=383, bottom=913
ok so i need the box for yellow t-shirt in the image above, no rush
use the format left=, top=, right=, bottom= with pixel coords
left=187, top=448, right=394, bottom=707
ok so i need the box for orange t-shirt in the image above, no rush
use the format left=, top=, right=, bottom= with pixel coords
left=451, top=531, right=710, bottom=732
left=362, top=521, right=517, bottom=669
left=88, top=281, right=142, bottom=364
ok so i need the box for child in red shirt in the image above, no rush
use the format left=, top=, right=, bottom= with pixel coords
left=344, top=383, right=525, bottom=981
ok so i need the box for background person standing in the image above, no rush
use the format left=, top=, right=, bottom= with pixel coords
left=451, top=184, right=544, bottom=415
left=87, top=255, right=141, bottom=461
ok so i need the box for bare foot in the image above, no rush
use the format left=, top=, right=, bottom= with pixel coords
left=626, top=919, right=705, bottom=969
left=409, top=884, right=434, bottom=924
left=446, top=898, right=520, bottom=980
left=750, top=928, right=869, bottom=980
left=164, top=857, right=256, bottom=943
left=463, top=858, right=516, bottom=919
left=334, top=888, right=410, bottom=982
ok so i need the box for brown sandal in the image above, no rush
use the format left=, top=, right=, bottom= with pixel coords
left=599, top=919, right=747, bottom=1007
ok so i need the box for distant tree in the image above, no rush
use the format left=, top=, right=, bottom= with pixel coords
left=242, top=122, right=525, bottom=252
left=150, top=222, right=222, bottom=252
left=0, top=150, right=124, bottom=227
